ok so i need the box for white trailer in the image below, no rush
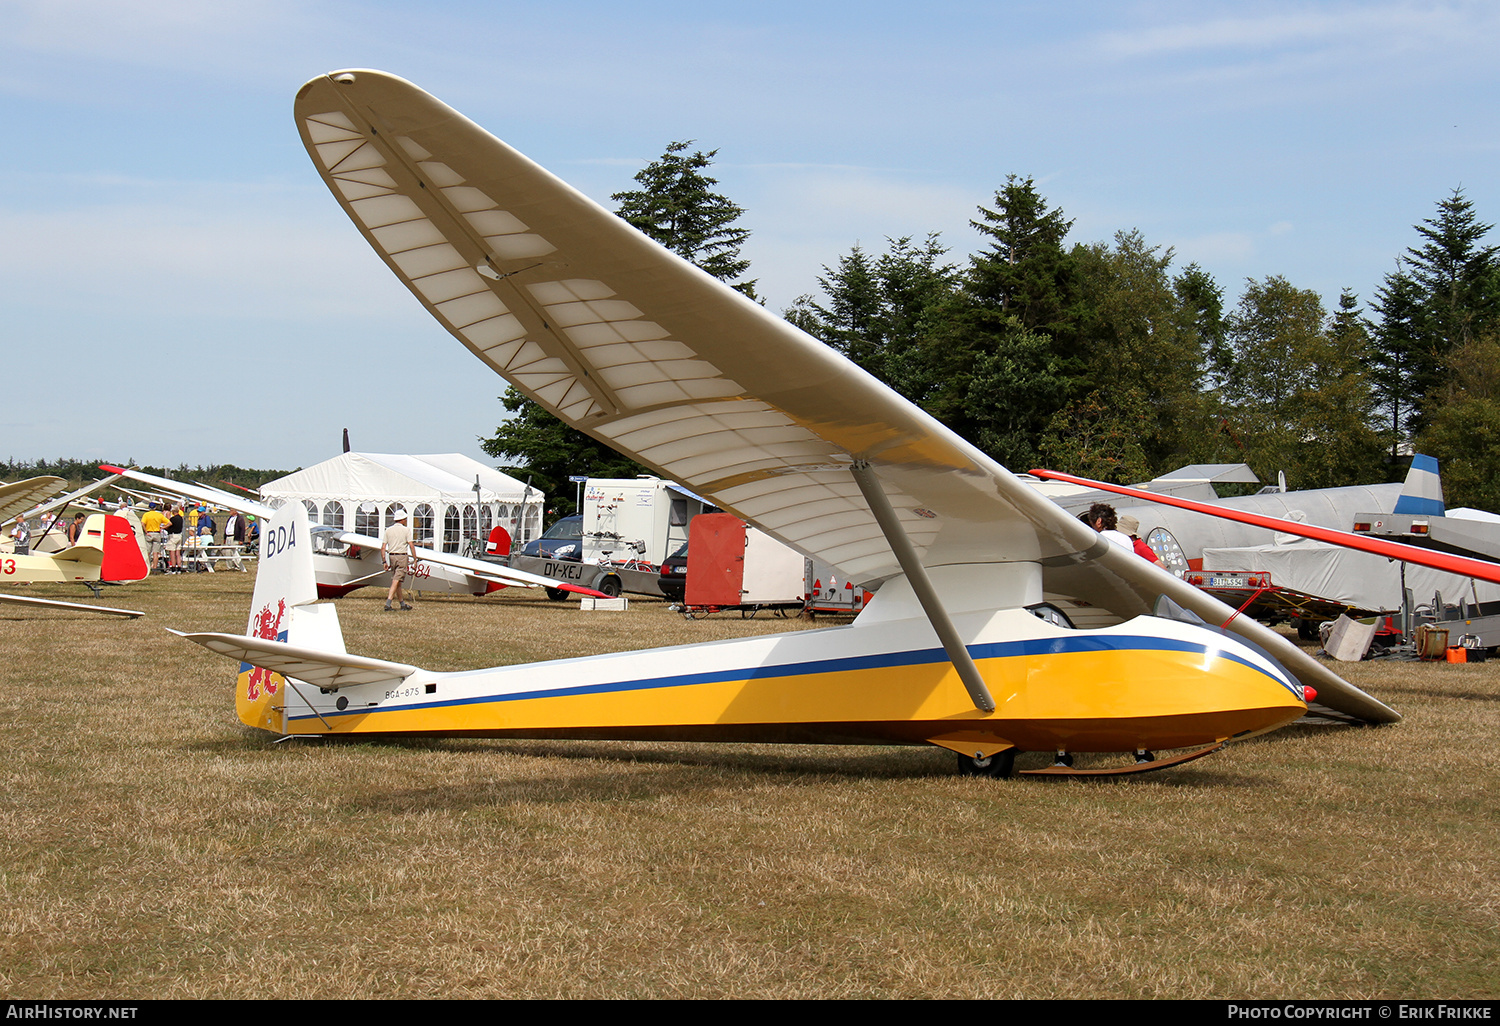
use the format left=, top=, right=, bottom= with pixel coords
left=581, top=477, right=709, bottom=567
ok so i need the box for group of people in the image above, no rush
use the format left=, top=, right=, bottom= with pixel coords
left=140, top=503, right=256, bottom=573
left=9, top=510, right=96, bottom=553
left=1081, top=502, right=1161, bottom=565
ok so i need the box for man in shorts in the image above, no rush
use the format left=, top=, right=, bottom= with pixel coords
left=141, top=504, right=169, bottom=571
left=381, top=510, right=415, bottom=612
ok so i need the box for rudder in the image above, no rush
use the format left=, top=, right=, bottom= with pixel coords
left=237, top=503, right=346, bottom=732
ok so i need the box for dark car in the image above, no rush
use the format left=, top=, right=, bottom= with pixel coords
left=658, top=539, right=688, bottom=603
left=522, top=514, right=584, bottom=560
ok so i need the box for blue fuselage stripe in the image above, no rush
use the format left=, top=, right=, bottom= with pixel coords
left=291, top=634, right=1299, bottom=722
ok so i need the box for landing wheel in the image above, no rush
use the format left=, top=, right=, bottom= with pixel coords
left=956, top=750, right=1016, bottom=779
left=597, top=576, right=622, bottom=598
left=1297, top=619, right=1318, bottom=641
left=545, top=587, right=568, bottom=602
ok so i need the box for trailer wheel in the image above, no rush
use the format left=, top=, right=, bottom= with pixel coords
left=545, top=587, right=568, bottom=602
left=598, top=576, right=622, bottom=598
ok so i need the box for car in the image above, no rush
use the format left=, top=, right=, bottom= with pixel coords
left=521, top=514, right=583, bottom=560
left=658, top=539, right=688, bottom=603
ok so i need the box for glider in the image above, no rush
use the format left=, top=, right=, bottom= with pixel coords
left=1030, top=469, right=1500, bottom=587
left=100, top=464, right=607, bottom=600
left=178, top=70, right=1397, bottom=777
left=0, top=498, right=146, bottom=618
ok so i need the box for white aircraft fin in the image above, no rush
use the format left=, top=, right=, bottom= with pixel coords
left=226, top=501, right=348, bottom=731
left=1393, top=454, right=1445, bottom=516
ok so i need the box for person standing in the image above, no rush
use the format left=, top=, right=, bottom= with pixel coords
left=166, top=506, right=185, bottom=571
left=381, top=510, right=415, bottom=612
left=11, top=518, right=30, bottom=555
left=141, top=504, right=170, bottom=571
left=223, top=511, right=247, bottom=571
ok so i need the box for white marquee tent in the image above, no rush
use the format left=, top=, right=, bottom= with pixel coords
left=260, top=453, right=544, bottom=553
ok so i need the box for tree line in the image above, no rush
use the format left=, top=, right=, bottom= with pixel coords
left=481, top=148, right=1500, bottom=513
left=2, top=459, right=290, bottom=497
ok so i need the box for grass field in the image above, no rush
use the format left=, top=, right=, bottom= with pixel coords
left=1, top=569, right=1496, bottom=999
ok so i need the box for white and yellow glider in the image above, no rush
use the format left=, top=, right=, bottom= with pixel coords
left=179, top=70, right=1396, bottom=776
left=0, top=494, right=146, bottom=618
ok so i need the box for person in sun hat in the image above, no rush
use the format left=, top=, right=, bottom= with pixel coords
left=1117, top=513, right=1161, bottom=565
left=381, top=509, right=415, bottom=612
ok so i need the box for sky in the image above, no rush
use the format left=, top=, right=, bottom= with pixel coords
left=2, top=0, right=1498, bottom=475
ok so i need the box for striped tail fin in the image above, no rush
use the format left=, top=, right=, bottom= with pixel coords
left=1393, top=454, right=1445, bottom=516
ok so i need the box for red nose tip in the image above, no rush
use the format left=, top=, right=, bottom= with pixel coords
left=1303, top=686, right=1317, bottom=703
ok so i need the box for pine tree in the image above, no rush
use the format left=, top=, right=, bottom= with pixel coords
left=1372, top=188, right=1500, bottom=442
left=965, top=175, right=1077, bottom=335
left=786, top=234, right=957, bottom=403
left=611, top=140, right=756, bottom=298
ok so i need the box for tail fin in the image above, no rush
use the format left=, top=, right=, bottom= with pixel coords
left=238, top=502, right=347, bottom=732
left=100, top=514, right=149, bottom=582
left=53, top=514, right=147, bottom=582
left=1393, top=454, right=1445, bottom=516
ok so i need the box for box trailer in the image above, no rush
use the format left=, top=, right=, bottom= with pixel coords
left=683, top=512, right=805, bottom=616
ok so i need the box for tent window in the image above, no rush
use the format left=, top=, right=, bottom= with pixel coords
left=355, top=502, right=380, bottom=536
left=413, top=504, right=435, bottom=546
left=385, top=504, right=408, bottom=531
left=302, top=500, right=318, bottom=519
left=480, top=505, right=493, bottom=539
left=321, top=501, right=344, bottom=530
left=443, top=505, right=461, bottom=553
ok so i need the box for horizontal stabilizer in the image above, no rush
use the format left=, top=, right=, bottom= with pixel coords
left=0, top=593, right=143, bottom=618
left=170, top=629, right=419, bottom=691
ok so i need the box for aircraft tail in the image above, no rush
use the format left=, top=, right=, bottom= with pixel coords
left=237, top=502, right=348, bottom=732
left=52, top=514, right=148, bottom=582
left=1393, top=453, right=1445, bottom=516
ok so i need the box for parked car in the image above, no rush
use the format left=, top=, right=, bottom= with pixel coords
left=658, top=540, right=688, bottom=603
left=521, top=514, right=583, bottom=560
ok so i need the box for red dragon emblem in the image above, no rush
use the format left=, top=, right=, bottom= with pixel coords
left=245, top=598, right=287, bottom=701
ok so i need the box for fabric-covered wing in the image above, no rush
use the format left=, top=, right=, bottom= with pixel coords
left=0, top=593, right=143, bottom=618
left=0, top=477, right=66, bottom=524
left=332, top=529, right=610, bottom=597
left=294, top=70, right=1103, bottom=587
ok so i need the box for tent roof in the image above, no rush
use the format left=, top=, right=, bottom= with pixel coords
left=261, top=453, right=537, bottom=503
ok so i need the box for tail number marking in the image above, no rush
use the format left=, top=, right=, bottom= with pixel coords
left=264, top=521, right=297, bottom=560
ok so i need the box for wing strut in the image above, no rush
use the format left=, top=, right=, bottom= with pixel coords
left=850, top=461, right=995, bottom=713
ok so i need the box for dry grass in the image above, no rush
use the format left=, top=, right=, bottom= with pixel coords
left=1, top=571, right=1496, bottom=998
